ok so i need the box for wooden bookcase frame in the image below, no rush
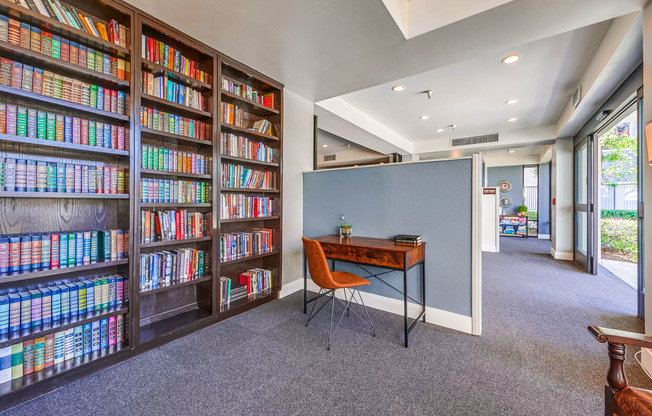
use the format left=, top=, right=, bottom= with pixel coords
left=0, top=0, right=284, bottom=410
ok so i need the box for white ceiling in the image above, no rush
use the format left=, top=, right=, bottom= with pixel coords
left=330, top=21, right=611, bottom=146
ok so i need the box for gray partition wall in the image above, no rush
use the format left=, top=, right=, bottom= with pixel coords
left=303, top=159, right=473, bottom=317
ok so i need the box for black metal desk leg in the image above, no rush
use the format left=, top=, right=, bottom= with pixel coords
left=422, top=260, right=426, bottom=322
left=404, top=269, right=408, bottom=348
left=303, top=252, right=307, bottom=314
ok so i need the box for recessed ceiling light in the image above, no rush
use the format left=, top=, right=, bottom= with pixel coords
left=321, top=144, right=328, bottom=148
left=392, top=85, right=406, bottom=92
left=436, top=128, right=445, bottom=133
left=501, top=54, right=520, bottom=64
left=505, top=99, right=519, bottom=105
left=419, top=115, right=430, bottom=120
left=507, top=118, right=518, bottom=122
left=508, top=149, right=516, bottom=154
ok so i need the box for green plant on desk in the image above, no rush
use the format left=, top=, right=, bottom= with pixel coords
left=339, top=214, right=352, bottom=238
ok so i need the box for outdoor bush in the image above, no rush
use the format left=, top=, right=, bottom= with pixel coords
left=601, top=210, right=637, bottom=220
left=601, top=218, right=638, bottom=262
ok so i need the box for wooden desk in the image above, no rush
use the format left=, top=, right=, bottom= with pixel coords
left=303, top=235, right=426, bottom=347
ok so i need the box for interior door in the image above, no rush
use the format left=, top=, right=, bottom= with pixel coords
left=574, top=137, right=595, bottom=273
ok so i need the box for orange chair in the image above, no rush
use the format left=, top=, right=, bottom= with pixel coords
left=302, top=237, right=376, bottom=350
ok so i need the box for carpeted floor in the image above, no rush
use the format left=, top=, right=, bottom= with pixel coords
left=2, top=237, right=649, bottom=415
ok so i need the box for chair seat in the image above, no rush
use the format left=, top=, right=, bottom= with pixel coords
left=614, top=386, right=652, bottom=416
left=330, top=271, right=371, bottom=288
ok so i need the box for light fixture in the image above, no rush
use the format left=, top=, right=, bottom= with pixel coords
left=505, top=99, right=519, bottom=105
left=321, top=144, right=328, bottom=148
left=436, top=128, right=444, bottom=133
left=502, top=54, right=520, bottom=64
left=508, top=149, right=515, bottom=154
left=645, top=121, right=652, bottom=165
left=392, top=85, right=406, bottom=92
left=507, top=118, right=518, bottom=122
left=419, top=115, right=430, bottom=120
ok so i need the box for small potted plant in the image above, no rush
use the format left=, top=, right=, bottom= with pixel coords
left=517, top=205, right=528, bottom=216
left=339, top=214, right=352, bottom=238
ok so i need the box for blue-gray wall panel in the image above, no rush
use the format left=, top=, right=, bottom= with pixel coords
left=487, top=166, right=523, bottom=215
left=538, top=163, right=551, bottom=235
left=303, top=160, right=473, bottom=317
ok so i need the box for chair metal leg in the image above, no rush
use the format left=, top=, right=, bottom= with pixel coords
left=327, top=289, right=337, bottom=350
left=353, top=288, right=376, bottom=337
left=306, top=288, right=330, bottom=327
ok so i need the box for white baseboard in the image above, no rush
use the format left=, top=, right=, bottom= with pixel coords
left=279, top=277, right=303, bottom=298
left=306, top=280, right=473, bottom=334
left=550, top=247, right=573, bottom=260
left=538, top=234, right=551, bottom=240
left=482, top=244, right=498, bottom=252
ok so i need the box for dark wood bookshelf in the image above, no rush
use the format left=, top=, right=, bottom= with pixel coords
left=221, top=123, right=280, bottom=141
left=219, top=154, right=279, bottom=167
left=0, top=306, right=129, bottom=349
left=221, top=89, right=279, bottom=115
left=140, top=127, right=213, bottom=146
left=0, top=133, right=129, bottom=157
left=0, top=84, right=130, bottom=122
left=140, top=236, right=212, bottom=248
left=0, top=191, right=129, bottom=199
left=220, top=216, right=280, bottom=223
left=142, top=59, right=212, bottom=91
left=0, top=259, right=129, bottom=285
left=141, top=93, right=212, bottom=118
left=139, top=275, right=212, bottom=296
left=140, top=168, right=212, bottom=180
left=0, top=41, right=130, bottom=88
left=220, top=251, right=279, bottom=266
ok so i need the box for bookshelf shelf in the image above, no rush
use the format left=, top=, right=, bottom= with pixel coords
left=219, top=154, right=279, bottom=167
left=140, top=275, right=212, bottom=296
left=0, top=306, right=129, bottom=349
left=139, top=308, right=212, bottom=344
left=0, top=0, right=131, bottom=58
left=0, top=191, right=129, bottom=199
left=0, top=84, right=130, bottom=122
left=219, top=187, right=280, bottom=194
left=220, top=216, right=280, bottom=223
left=220, top=123, right=280, bottom=141
left=0, top=133, right=129, bottom=157
left=141, top=93, right=212, bottom=118
left=220, top=90, right=279, bottom=115
left=220, top=290, right=276, bottom=314
left=141, top=59, right=212, bottom=91
left=140, top=236, right=212, bottom=248
left=139, top=202, right=212, bottom=208
left=140, top=168, right=212, bottom=180
left=0, top=41, right=130, bottom=88
left=0, top=259, right=129, bottom=285
left=140, top=127, right=213, bottom=146
left=220, top=251, right=279, bottom=266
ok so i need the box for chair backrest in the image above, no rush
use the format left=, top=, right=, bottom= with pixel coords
left=302, top=237, right=337, bottom=289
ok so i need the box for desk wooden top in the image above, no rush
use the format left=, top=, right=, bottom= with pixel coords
left=313, top=235, right=425, bottom=270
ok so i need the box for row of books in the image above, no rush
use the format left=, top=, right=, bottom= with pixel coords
left=0, top=229, right=127, bottom=275
left=0, top=274, right=126, bottom=335
left=0, top=58, right=128, bottom=115
left=220, top=194, right=276, bottom=220
left=0, top=313, right=126, bottom=384
left=140, top=178, right=209, bottom=204
left=0, top=104, right=128, bottom=150
left=141, top=144, right=210, bottom=175
left=220, top=163, right=277, bottom=190
left=221, top=78, right=275, bottom=109
left=220, top=132, right=277, bottom=163
left=219, top=268, right=273, bottom=306
left=0, top=15, right=130, bottom=81
left=142, top=73, right=208, bottom=111
left=13, top=0, right=129, bottom=48
left=220, top=102, right=244, bottom=128
left=139, top=249, right=206, bottom=292
left=0, top=158, right=127, bottom=194
left=140, top=106, right=211, bottom=141
left=141, top=35, right=210, bottom=83
left=141, top=210, right=210, bottom=244
left=219, top=229, right=274, bottom=263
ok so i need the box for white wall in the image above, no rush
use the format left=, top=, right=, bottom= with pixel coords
left=281, top=90, right=314, bottom=292
left=551, top=139, right=574, bottom=260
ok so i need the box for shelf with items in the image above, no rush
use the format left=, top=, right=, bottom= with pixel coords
left=220, top=123, right=279, bottom=141
left=139, top=275, right=212, bottom=296
left=220, top=89, right=278, bottom=116
left=0, top=133, right=129, bottom=157
left=140, top=127, right=212, bottom=147
left=498, top=215, right=528, bottom=237
left=0, top=259, right=128, bottom=285
left=141, top=59, right=211, bottom=91
left=220, top=216, right=279, bottom=224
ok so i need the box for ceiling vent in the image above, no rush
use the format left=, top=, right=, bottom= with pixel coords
left=323, top=154, right=337, bottom=162
left=451, top=133, right=499, bottom=147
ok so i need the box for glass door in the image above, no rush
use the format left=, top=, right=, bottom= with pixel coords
left=574, top=137, right=595, bottom=273
left=637, top=88, right=644, bottom=319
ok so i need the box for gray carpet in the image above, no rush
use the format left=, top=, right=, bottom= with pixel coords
left=2, top=237, right=649, bottom=415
